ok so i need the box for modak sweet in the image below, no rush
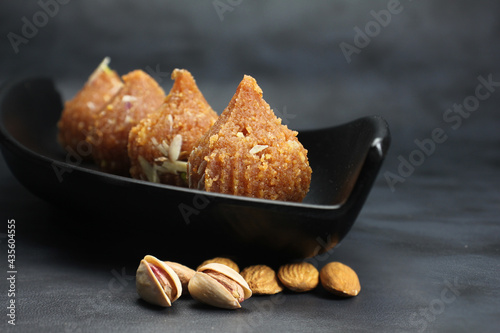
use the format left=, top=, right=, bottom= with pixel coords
left=188, top=75, right=311, bottom=202
left=57, top=57, right=123, bottom=159
left=88, top=70, right=165, bottom=176
left=128, top=69, right=218, bottom=186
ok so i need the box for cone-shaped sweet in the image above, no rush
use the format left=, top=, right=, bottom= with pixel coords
left=188, top=75, right=311, bottom=202
left=57, top=57, right=123, bottom=159
left=128, top=69, right=218, bottom=186
left=89, top=70, right=165, bottom=176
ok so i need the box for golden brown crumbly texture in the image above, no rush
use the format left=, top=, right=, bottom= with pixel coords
left=188, top=75, right=312, bottom=202
left=88, top=70, right=165, bottom=176
left=57, top=65, right=123, bottom=158
left=128, top=69, right=218, bottom=186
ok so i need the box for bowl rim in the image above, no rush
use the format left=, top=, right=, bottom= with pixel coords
left=0, top=76, right=391, bottom=212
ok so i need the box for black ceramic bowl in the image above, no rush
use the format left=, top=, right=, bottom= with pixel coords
left=0, top=78, right=390, bottom=262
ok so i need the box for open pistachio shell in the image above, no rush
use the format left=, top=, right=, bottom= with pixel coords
left=136, top=255, right=182, bottom=307
left=188, top=263, right=252, bottom=309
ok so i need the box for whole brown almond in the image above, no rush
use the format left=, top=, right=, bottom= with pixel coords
left=320, top=262, right=361, bottom=297
left=278, top=262, right=319, bottom=292
left=164, top=261, right=195, bottom=293
left=240, top=265, right=283, bottom=295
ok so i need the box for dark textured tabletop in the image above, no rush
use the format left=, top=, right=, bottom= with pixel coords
left=1, top=1, right=500, bottom=332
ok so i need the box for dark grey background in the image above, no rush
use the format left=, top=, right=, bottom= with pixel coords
left=2, top=0, right=500, bottom=144
left=1, top=1, right=499, bottom=332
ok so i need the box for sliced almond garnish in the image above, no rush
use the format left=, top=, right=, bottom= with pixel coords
left=249, top=145, right=268, bottom=154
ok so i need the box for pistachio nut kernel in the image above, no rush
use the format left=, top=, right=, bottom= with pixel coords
left=188, top=263, right=252, bottom=309
left=136, top=255, right=182, bottom=307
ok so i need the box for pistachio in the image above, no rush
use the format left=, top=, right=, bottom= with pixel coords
left=197, top=257, right=240, bottom=273
left=164, top=261, right=195, bottom=293
left=188, top=263, right=252, bottom=309
left=136, top=255, right=182, bottom=307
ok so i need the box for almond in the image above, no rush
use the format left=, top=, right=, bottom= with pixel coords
left=240, top=265, right=283, bottom=295
left=277, top=262, right=319, bottom=292
left=164, top=261, right=195, bottom=293
left=197, top=257, right=240, bottom=273
left=320, top=262, right=361, bottom=297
